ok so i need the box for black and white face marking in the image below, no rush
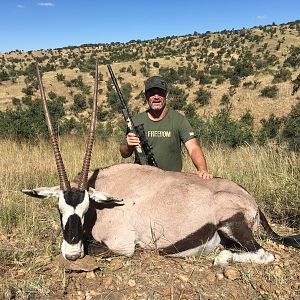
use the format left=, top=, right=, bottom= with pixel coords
left=58, top=190, right=90, bottom=260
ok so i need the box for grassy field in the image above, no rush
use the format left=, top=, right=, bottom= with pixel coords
left=0, top=137, right=299, bottom=299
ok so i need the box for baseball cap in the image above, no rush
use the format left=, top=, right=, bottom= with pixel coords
left=144, top=76, right=167, bottom=92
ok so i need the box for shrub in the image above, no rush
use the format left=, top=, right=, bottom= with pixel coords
left=153, top=61, right=160, bottom=68
left=140, top=66, right=149, bottom=77
left=257, top=114, right=283, bottom=145
left=282, top=101, right=300, bottom=151
left=194, top=88, right=211, bottom=106
left=272, top=68, right=292, bottom=83
left=167, top=85, right=188, bottom=110
left=0, top=70, right=9, bottom=82
left=206, top=108, right=254, bottom=147
left=71, top=94, right=87, bottom=113
left=55, top=73, right=65, bottom=82
left=0, top=97, right=65, bottom=140
left=11, top=97, right=21, bottom=107
left=283, top=46, right=300, bottom=69
left=183, top=103, right=197, bottom=120
left=260, top=85, right=279, bottom=98
left=229, top=75, right=240, bottom=87
left=220, top=94, right=230, bottom=106
left=121, top=83, right=132, bottom=103
left=22, top=86, right=35, bottom=96
left=198, top=72, right=213, bottom=85
left=215, top=76, right=225, bottom=85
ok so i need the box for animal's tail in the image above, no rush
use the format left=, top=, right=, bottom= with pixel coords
left=259, top=209, right=300, bottom=248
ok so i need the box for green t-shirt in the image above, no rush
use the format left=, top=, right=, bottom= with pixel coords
left=131, top=108, right=196, bottom=171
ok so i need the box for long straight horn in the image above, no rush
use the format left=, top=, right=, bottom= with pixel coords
left=36, top=65, right=71, bottom=191
left=78, top=60, right=98, bottom=191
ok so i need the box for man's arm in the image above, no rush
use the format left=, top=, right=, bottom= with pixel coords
left=184, top=138, right=213, bottom=179
left=119, top=132, right=140, bottom=158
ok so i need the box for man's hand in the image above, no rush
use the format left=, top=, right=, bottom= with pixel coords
left=126, top=132, right=140, bottom=147
left=195, top=170, right=213, bottom=180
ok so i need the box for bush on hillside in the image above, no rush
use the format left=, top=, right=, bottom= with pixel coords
left=71, top=94, right=87, bottom=113
left=194, top=88, right=211, bottom=106
left=206, top=108, right=255, bottom=147
left=167, top=85, right=188, bottom=110
left=0, top=70, right=9, bottom=82
left=220, top=94, right=230, bottom=106
left=272, top=68, right=292, bottom=83
left=257, top=114, right=283, bottom=145
left=283, top=46, right=300, bottom=69
left=282, top=101, right=300, bottom=151
left=260, top=85, right=279, bottom=98
left=0, top=97, right=65, bottom=140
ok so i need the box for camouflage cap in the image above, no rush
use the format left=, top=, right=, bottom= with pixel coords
left=144, top=76, right=167, bottom=92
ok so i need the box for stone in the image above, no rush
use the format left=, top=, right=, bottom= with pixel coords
left=56, top=254, right=99, bottom=272
left=109, top=258, right=124, bottom=271
left=223, top=266, right=240, bottom=280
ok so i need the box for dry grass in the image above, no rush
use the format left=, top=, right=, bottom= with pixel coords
left=0, top=137, right=299, bottom=299
left=184, top=143, right=300, bottom=228
left=1, top=137, right=299, bottom=234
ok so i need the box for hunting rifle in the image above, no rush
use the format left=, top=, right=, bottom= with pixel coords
left=107, top=65, right=158, bottom=167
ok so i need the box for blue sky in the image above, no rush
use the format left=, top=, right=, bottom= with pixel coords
left=0, top=0, right=299, bottom=53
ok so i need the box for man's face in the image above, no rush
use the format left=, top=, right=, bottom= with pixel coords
left=145, top=88, right=167, bottom=112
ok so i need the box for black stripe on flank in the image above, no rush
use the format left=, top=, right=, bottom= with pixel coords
left=159, top=223, right=217, bottom=255
left=64, top=214, right=83, bottom=245
left=218, top=212, right=262, bottom=252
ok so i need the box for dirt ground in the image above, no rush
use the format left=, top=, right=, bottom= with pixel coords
left=1, top=230, right=299, bottom=300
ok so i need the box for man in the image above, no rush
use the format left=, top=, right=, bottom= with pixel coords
left=120, top=75, right=213, bottom=179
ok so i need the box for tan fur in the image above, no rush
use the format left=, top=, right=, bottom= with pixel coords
left=89, top=164, right=259, bottom=256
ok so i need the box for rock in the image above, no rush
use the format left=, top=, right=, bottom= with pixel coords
left=102, top=276, right=113, bottom=288
left=56, top=254, right=99, bottom=272
left=273, top=265, right=283, bottom=278
left=109, top=258, right=124, bottom=271
left=128, top=279, right=136, bottom=287
left=86, top=271, right=96, bottom=279
left=206, top=273, right=216, bottom=284
left=223, top=266, right=240, bottom=280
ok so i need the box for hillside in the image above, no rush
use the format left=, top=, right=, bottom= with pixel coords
left=0, top=20, right=300, bottom=142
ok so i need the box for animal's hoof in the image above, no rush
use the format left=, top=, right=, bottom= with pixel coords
left=213, top=250, right=233, bottom=266
left=257, top=248, right=275, bottom=264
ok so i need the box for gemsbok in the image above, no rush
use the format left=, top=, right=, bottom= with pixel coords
left=22, top=62, right=300, bottom=265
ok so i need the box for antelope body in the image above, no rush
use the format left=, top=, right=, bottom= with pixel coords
left=22, top=63, right=300, bottom=265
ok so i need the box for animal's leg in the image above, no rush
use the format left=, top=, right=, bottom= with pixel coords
left=214, top=213, right=274, bottom=265
left=102, top=230, right=135, bottom=257
left=166, top=231, right=221, bottom=257
left=159, top=223, right=219, bottom=257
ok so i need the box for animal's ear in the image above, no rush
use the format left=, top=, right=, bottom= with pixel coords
left=21, top=186, right=61, bottom=199
left=88, top=187, right=123, bottom=204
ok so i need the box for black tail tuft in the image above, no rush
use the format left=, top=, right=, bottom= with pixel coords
left=259, top=209, right=300, bottom=249
left=279, top=235, right=300, bottom=248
